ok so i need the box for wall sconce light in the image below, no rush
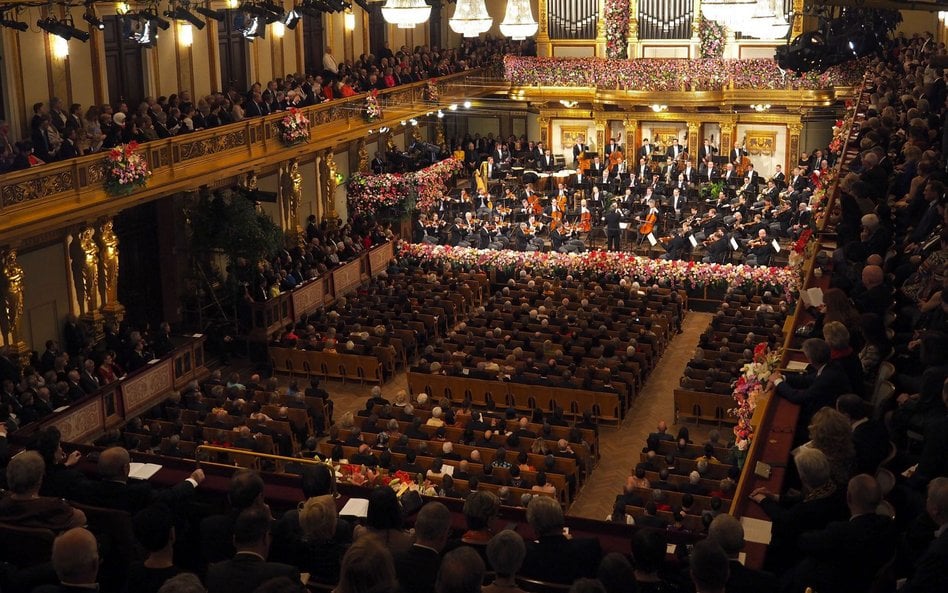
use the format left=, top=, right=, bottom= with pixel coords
left=272, top=21, right=285, bottom=38
left=179, top=23, right=193, bottom=47
left=116, top=2, right=131, bottom=15
left=52, top=35, right=69, bottom=59
left=750, top=103, right=771, bottom=112
left=650, top=104, right=667, bottom=112
left=226, top=0, right=239, bottom=8
left=344, top=10, right=355, bottom=31
left=559, top=100, right=577, bottom=108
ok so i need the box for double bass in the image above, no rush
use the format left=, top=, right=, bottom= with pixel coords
left=608, top=132, right=624, bottom=171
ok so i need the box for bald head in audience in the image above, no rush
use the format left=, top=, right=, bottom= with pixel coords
left=52, top=527, right=100, bottom=586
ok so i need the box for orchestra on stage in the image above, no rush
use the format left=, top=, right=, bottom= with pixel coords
left=411, top=130, right=821, bottom=266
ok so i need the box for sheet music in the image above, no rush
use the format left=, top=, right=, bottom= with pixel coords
left=128, top=462, right=162, bottom=480
left=340, top=498, right=370, bottom=517
left=740, top=516, right=773, bottom=544
left=647, top=233, right=658, bottom=246
left=801, top=287, right=824, bottom=308
left=730, top=237, right=739, bottom=251
left=772, top=239, right=781, bottom=252
left=689, top=235, right=699, bottom=247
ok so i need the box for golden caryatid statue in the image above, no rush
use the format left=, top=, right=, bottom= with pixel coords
left=98, top=218, right=119, bottom=306
left=323, top=150, right=338, bottom=222
left=1, top=249, right=24, bottom=346
left=282, top=159, right=302, bottom=231
left=385, top=132, right=396, bottom=154
left=79, top=227, right=99, bottom=314
left=357, top=139, right=369, bottom=174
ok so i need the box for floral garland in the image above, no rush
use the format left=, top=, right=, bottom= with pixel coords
left=337, top=464, right=439, bottom=495
left=364, top=90, right=383, bottom=122
left=603, top=0, right=630, bottom=59
left=347, top=157, right=464, bottom=216
left=829, top=99, right=856, bottom=155
left=277, top=107, right=310, bottom=145
left=104, top=142, right=151, bottom=196
left=399, top=243, right=801, bottom=296
left=729, top=343, right=782, bottom=456
left=698, top=16, right=726, bottom=58
left=423, top=81, right=440, bottom=104
left=503, top=56, right=867, bottom=91
left=792, top=228, right=813, bottom=255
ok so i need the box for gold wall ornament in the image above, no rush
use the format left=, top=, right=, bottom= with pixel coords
left=238, top=171, right=259, bottom=192
left=560, top=127, right=588, bottom=151
left=98, top=218, right=120, bottom=307
left=78, top=227, right=100, bottom=315
left=745, top=130, right=778, bottom=156
left=282, top=159, right=303, bottom=231
left=435, top=121, right=446, bottom=147
left=357, top=138, right=369, bottom=174
left=650, top=127, right=683, bottom=150
left=1, top=249, right=24, bottom=347
left=322, top=150, right=339, bottom=223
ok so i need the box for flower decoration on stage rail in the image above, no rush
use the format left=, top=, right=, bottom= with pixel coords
left=363, top=90, right=383, bottom=123
left=104, top=141, right=151, bottom=196
left=399, top=243, right=801, bottom=296
left=603, top=0, right=629, bottom=59
left=698, top=16, right=726, bottom=58
left=729, top=343, right=781, bottom=461
left=347, top=157, right=464, bottom=216
left=503, top=56, right=867, bottom=91
left=423, top=81, right=440, bottom=104
left=277, top=107, right=310, bottom=145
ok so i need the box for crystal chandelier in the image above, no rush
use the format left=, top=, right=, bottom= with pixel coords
left=381, top=0, right=431, bottom=29
left=449, top=0, right=493, bottom=38
left=702, top=0, right=757, bottom=32
left=499, top=0, right=538, bottom=40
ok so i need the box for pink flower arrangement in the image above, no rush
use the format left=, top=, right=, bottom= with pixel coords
left=698, top=16, right=726, bottom=58
left=347, top=157, right=464, bottom=216
left=399, top=243, right=801, bottom=296
left=278, top=107, right=310, bottom=145
left=729, top=343, right=781, bottom=451
left=363, top=90, right=383, bottom=122
left=104, top=141, right=151, bottom=196
left=604, top=0, right=630, bottom=59
left=503, top=56, right=867, bottom=91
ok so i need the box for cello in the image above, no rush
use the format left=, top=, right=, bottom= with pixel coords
left=638, top=210, right=658, bottom=235
left=579, top=199, right=592, bottom=232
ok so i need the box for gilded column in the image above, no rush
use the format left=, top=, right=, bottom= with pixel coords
left=537, top=0, right=551, bottom=57
left=97, top=218, right=125, bottom=325
left=622, top=117, right=637, bottom=167
left=0, top=249, right=29, bottom=365
left=686, top=120, right=701, bottom=162
left=719, top=117, right=737, bottom=160
left=537, top=115, right=550, bottom=148
left=787, top=121, right=803, bottom=175
left=281, top=159, right=303, bottom=235
left=691, top=0, right=702, bottom=58
left=594, top=115, right=607, bottom=155
left=627, top=0, right=639, bottom=59
left=791, top=0, right=804, bottom=39
left=595, top=0, right=607, bottom=58
left=357, top=138, right=370, bottom=175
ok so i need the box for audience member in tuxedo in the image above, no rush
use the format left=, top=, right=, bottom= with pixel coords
left=749, top=447, right=849, bottom=574
left=78, top=446, right=203, bottom=515
left=769, top=338, right=852, bottom=433
left=520, top=496, right=601, bottom=584
left=127, top=503, right=182, bottom=593
left=707, top=514, right=777, bottom=593
left=205, top=507, right=300, bottom=593
left=32, top=527, right=100, bottom=593
left=394, top=502, right=452, bottom=593
left=688, top=540, right=730, bottom=593
left=353, top=486, right=413, bottom=556
left=836, top=393, right=890, bottom=476
left=902, top=477, right=948, bottom=593
left=0, top=451, right=86, bottom=532
left=201, top=470, right=266, bottom=564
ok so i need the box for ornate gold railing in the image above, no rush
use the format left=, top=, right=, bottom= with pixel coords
left=0, top=70, right=501, bottom=243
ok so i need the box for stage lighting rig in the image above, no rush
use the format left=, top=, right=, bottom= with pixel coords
left=0, top=10, right=29, bottom=31
left=195, top=2, right=225, bottom=22
left=141, top=6, right=172, bottom=30
left=38, top=15, right=91, bottom=42
left=83, top=4, right=105, bottom=30
left=165, top=2, right=207, bottom=30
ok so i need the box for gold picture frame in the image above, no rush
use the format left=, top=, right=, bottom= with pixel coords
left=651, top=127, right=683, bottom=150
left=561, top=127, right=589, bottom=150
left=745, top=131, right=778, bottom=156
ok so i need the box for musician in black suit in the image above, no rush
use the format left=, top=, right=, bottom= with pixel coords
left=371, top=153, right=386, bottom=174
left=785, top=475, right=896, bottom=593
left=479, top=156, right=501, bottom=181
left=571, top=136, right=587, bottom=164
left=604, top=202, right=622, bottom=251
left=394, top=502, right=451, bottom=593
left=700, top=158, right=718, bottom=183
left=666, top=138, right=686, bottom=159
left=636, top=157, right=651, bottom=181
left=78, top=446, right=204, bottom=514
left=770, top=338, right=852, bottom=430
left=587, top=156, right=605, bottom=177
left=698, top=138, right=717, bottom=162
left=520, top=497, right=601, bottom=584
left=680, top=161, right=697, bottom=185
left=730, top=141, right=746, bottom=165
left=721, top=163, right=740, bottom=186
left=537, top=149, right=555, bottom=172
left=771, top=164, right=786, bottom=189
left=205, top=507, right=300, bottom=593
left=604, top=137, right=622, bottom=156
left=669, top=187, right=687, bottom=220
left=638, top=138, right=653, bottom=159
left=745, top=162, right=760, bottom=187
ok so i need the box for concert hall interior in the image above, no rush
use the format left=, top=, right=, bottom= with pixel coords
left=1, top=2, right=948, bottom=593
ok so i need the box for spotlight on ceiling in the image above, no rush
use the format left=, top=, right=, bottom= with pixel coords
left=0, top=12, right=29, bottom=31
left=83, top=5, right=105, bottom=30
left=141, top=8, right=172, bottom=30
left=195, top=3, right=225, bottom=21
left=165, top=3, right=207, bottom=30
left=38, top=15, right=91, bottom=42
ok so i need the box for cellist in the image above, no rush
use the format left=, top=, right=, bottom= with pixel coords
left=637, top=198, right=660, bottom=245
left=579, top=199, right=592, bottom=232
